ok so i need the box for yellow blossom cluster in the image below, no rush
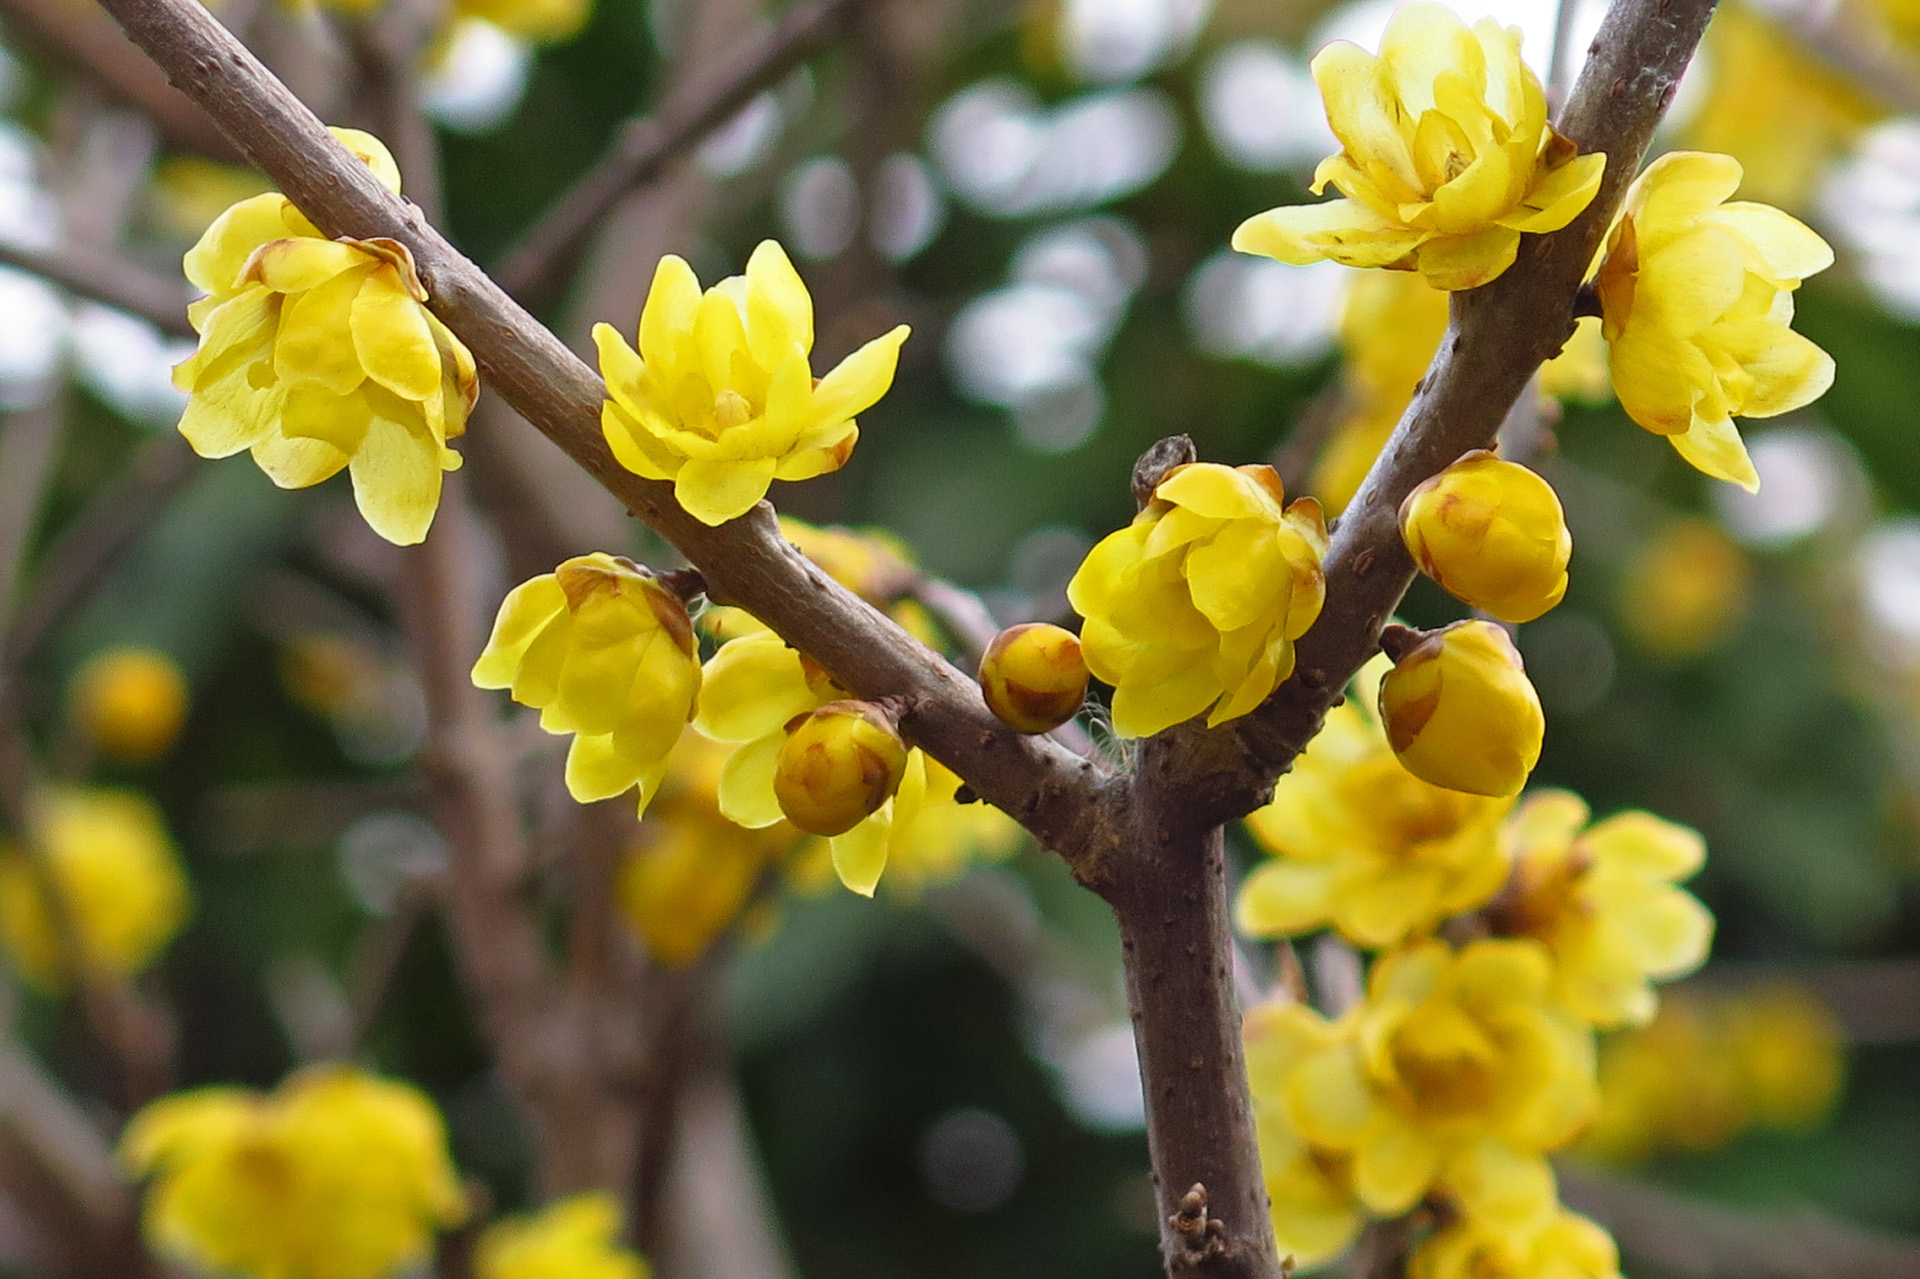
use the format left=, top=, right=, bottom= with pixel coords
left=1067, top=461, right=1327, bottom=738
left=1238, top=653, right=1714, bottom=1269
left=120, top=1066, right=467, bottom=1279
left=1580, top=983, right=1844, bottom=1164
left=174, top=130, right=476, bottom=547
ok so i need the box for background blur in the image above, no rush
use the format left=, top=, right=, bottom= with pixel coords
left=0, top=0, right=1915, bottom=1273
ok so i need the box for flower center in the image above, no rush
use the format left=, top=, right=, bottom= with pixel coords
left=713, top=389, right=753, bottom=430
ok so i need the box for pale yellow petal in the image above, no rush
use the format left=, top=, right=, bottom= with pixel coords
left=1232, top=200, right=1428, bottom=269
left=674, top=456, right=778, bottom=525
left=810, top=325, right=909, bottom=428
left=1669, top=412, right=1759, bottom=491
left=351, top=269, right=442, bottom=403
left=348, top=412, right=444, bottom=545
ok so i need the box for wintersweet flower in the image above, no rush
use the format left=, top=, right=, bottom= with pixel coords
left=595, top=241, right=909, bottom=525
left=1273, top=940, right=1596, bottom=1227
left=616, top=734, right=799, bottom=967
left=174, top=129, right=477, bottom=546
left=474, top=1192, right=650, bottom=1279
left=1245, top=1000, right=1366, bottom=1266
left=1401, top=451, right=1571, bottom=624
left=979, top=623, right=1089, bottom=733
left=471, top=553, right=701, bottom=813
left=694, top=629, right=1019, bottom=895
left=120, top=1066, right=467, bottom=1279
left=1595, top=151, right=1834, bottom=491
left=1492, top=791, right=1713, bottom=1027
left=0, top=787, right=190, bottom=990
left=1378, top=621, right=1544, bottom=797
left=1410, top=1207, right=1622, bottom=1279
left=68, top=647, right=190, bottom=764
left=1237, top=669, right=1512, bottom=948
left=1067, top=462, right=1327, bottom=738
left=1233, top=2, right=1605, bottom=291
left=773, top=700, right=911, bottom=837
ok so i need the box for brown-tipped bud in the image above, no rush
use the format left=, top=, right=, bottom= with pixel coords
left=1377, top=620, right=1543, bottom=798
left=979, top=623, right=1089, bottom=733
left=773, top=700, right=910, bottom=836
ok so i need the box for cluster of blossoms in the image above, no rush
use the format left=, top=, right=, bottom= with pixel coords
left=1237, top=664, right=1716, bottom=1271
left=119, top=1066, right=649, bottom=1279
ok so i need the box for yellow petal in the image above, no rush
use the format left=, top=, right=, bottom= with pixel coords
left=183, top=194, right=305, bottom=295
left=174, top=291, right=282, bottom=458
left=1311, top=41, right=1420, bottom=204
left=471, top=576, right=568, bottom=689
left=601, top=402, right=679, bottom=481
left=250, top=428, right=350, bottom=489
left=1498, top=151, right=1605, bottom=234
left=638, top=255, right=703, bottom=370
left=1232, top=200, right=1428, bottom=269
left=1380, top=2, right=1483, bottom=118
left=674, top=456, right=777, bottom=525
left=718, top=732, right=790, bottom=829
left=1235, top=860, right=1335, bottom=936
left=829, top=803, right=893, bottom=897
left=693, top=635, right=816, bottom=742
left=1669, top=412, right=1759, bottom=491
left=564, top=732, right=644, bottom=802
left=275, top=265, right=376, bottom=394
left=245, top=237, right=367, bottom=293
left=810, top=325, right=909, bottom=428
left=351, top=268, right=442, bottom=403
left=282, top=382, right=372, bottom=453
left=744, top=239, right=814, bottom=368
left=328, top=127, right=403, bottom=194
left=1630, top=151, right=1744, bottom=246
left=1412, top=224, right=1520, bottom=290
left=348, top=412, right=444, bottom=545
left=1351, top=1121, right=1441, bottom=1214
left=1714, top=202, right=1834, bottom=280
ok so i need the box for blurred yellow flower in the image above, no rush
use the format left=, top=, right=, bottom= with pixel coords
left=1378, top=621, right=1544, bottom=798
left=1237, top=675, right=1512, bottom=948
left=1618, top=516, right=1753, bottom=657
left=174, top=129, right=476, bottom=547
left=454, top=0, right=588, bottom=44
left=1233, top=2, right=1604, bottom=290
left=617, top=734, right=799, bottom=967
left=69, top=646, right=190, bottom=763
left=1494, top=791, right=1713, bottom=1028
left=1067, top=462, right=1327, bottom=738
left=1271, top=940, right=1595, bottom=1227
left=0, top=787, right=190, bottom=990
left=1410, top=1206, right=1622, bottom=1279
left=471, top=554, right=701, bottom=813
left=1400, top=451, right=1571, bottom=624
left=703, top=516, right=936, bottom=644
left=120, top=1065, right=467, bottom=1279
left=474, top=1192, right=649, bottom=1279
left=1245, top=1000, right=1365, bottom=1266
left=1724, top=981, right=1846, bottom=1129
left=1595, top=151, right=1834, bottom=491
left=149, top=157, right=272, bottom=244
left=595, top=241, right=908, bottom=525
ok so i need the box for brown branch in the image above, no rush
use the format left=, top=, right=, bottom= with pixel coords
left=1162, top=0, right=1724, bottom=826
left=0, top=242, right=193, bottom=340
left=491, top=0, right=868, bottom=304
left=1559, top=1164, right=1920, bottom=1279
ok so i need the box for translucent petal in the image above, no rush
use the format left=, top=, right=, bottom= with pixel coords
left=275, top=266, right=375, bottom=394
left=352, top=269, right=442, bottom=403
left=638, top=256, right=703, bottom=372
left=183, top=195, right=303, bottom=295
left=1232, top=200, right=1428, bottom=269
left=471, top=576, right=568, bottom=689
left=693, top=636, right=816, bottom=742
left=1413, top=224, right=1520, bottom=290
left=1285, top=1046, right=1374, bottom=1147
left=1582, top=810, right=1703, bottom=877
left=282, top=382, right=372, bottom=453
left=1351, top=1120, right=1441, bottom=1214
left=1630, top=151, right=1744, bottom=249
left=810, top=325, right=909, bottom=428
left=1498, top=151, right=1606, bottom=233
left=1714, top=202, right=1834, bottom=280
left=247, top=238, right=367, bottom=294
left=602, top=403, right=679, bottom=480
left=830, top=804, right=893, bottom=897
left=348, top=412, right=444, bottom=545
left=564, top=732, right=643, bottom=802
left=1311, top=41, right=1420, bottom=203
left=1380, top=2, right=1483, bottom=118
left=744, top=240, right=814, bottom=369
left=674, top=455, right=778, bottom=526
left=250, top=428, right=349, bottom=489
left=1669, top=412, right=1759, bottom=491
left=717, top=732, right=789, bottom=829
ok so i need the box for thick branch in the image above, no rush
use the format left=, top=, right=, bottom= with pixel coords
left=491, top=0, right=867, bottom=304
left=1166, top=0, right=1723, bottom=823
left=92, top=0, right=1113, bottom=876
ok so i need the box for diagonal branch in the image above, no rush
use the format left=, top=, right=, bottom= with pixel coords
left=0, top=242, right=194, bottom=338
left=1158, top=0, right=1724, bottom=826
left=491, top=0, right=868, bottom=305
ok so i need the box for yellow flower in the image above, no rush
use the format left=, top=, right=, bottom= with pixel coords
left=1595, top=151, right=1834, bottom=491
left=1410, top=1207, right=1622, bottom=1279
left=1400, top=451, right=1571, bottom=623
left=694, top=630, right=1018, bottom=896
left=1722, top=982, right=1844, bottom=1131
left=474, top=1192, right=649, bottom=1279
left=1273, top=940, right=1596, bottom=1227
left=174, top=129, right=476, bottom=547
left=0, top=787, right=190, bottom=990
left=773, top=700, right=911, bottom=837
left=595, top=241, right=909, bottom=525
left=616, top=734, right=799, bottom=967
left=1618, top=516, right=1752, bottom=657
left=68, top=646, right=190, bottom=763
left=471, top=553, right=701, bottom=813
left=454, top=0, right=588, bottom=44
left=1493, top=791, right=1713, bottom=1028
left=1067, top=462, right=1327, bottom=738
left=1233, top=2, right=1605, bottom=291
left=1245, top=1000, right=1365, bottom=1267
left=120, top=1065, right=467, bottom=1279
left=1378, top=620, right=1543, bottom=798
left=1237, top=668, right=1512, bottom=948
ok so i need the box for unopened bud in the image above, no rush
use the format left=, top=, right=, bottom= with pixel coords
left=1400, top=451, right=1571, bottom=624
left=979, top=623, right=1089, bottom=733
left=69, top=647, right=189, bottom=763
left=774, top=700, right=910, bottom=836
left=1378, top=620, right=1543, bottom=797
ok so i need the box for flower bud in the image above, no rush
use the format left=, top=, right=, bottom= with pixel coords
left=1378, top=621, right=1543, bottom=798
left=1400, top=451, right=1571, bottom=623
left=979, top=624, right=1089, bottom=733
left=774, top=700, right=910, bottom=836
left=69, top=647, right=189, bottom=763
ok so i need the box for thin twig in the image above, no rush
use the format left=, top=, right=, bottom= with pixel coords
left=491, top=0, right=868, bottom=303
left=0, top=241, right=193, bottom=340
